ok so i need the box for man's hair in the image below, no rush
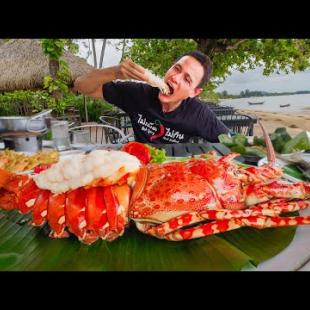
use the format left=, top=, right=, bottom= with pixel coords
left=178, top=50, right=213, bottom=88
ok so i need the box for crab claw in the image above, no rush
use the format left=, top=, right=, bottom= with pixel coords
left=257, top=119, right=276, bottom=166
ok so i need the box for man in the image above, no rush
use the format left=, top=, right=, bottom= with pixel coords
left=73, top=50, right=229, bottom=144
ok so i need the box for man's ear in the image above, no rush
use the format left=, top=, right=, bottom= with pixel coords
left=189, top=87, right=203, bottom=98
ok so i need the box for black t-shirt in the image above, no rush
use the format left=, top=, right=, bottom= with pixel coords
left=103, top=81, right=229, bottom=144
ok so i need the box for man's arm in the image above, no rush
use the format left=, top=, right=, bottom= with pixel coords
left=73, top=59, right=147, bottom=100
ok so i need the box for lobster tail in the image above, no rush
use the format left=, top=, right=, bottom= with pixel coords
left=0, top=170, right=132, bottom=245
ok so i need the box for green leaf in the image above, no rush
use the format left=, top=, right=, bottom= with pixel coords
left=0, top=210, right=296, bottom=271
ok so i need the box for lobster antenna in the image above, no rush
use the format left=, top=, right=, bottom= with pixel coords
left=257, top=118, right=276, bottom=166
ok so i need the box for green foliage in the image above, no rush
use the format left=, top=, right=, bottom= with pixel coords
left=72, top=95, right=114, bottom=122
left=0, top=209, right=297, bottom=271
left=125, top=39, right=310, bottom=93
left=282, top=131, right=310, bottom=154
left=41, top=39, right=65, bottom=60
left=0, top=90, right=113, bottom=122
left=125, top=39, right=197, bottom=76
left=0, top=90, right=52, bottom=116
left=40, top=39, right=78, bottom=97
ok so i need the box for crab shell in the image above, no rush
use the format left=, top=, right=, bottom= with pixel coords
left=128, top=154, right=309, bottom=228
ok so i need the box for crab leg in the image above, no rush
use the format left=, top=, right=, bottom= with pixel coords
left=148, top=215, right=310, bottom=241
left=253, top=199, right=310, bottom=213
left=258, top=118, right=276, bottom=166
left=139, top=199, right=309, bottom=237
left=246, top=181, right=310, bottom=206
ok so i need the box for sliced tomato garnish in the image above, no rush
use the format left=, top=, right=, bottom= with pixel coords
left=121, top=142, right=151, bottom=165
left=34, top=164, right=52, bottom=174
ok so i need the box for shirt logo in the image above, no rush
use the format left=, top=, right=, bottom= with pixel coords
left=150, top=120, right=165, bottom=141
left=137, top=113, right=184, bottom=143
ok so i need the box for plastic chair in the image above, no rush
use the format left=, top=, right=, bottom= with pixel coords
left=69, top=124, right=131, bottom=144
left=99, top=115, right=134, bottom=142
left=210, top=106, right=237, bottom=116
left=99, top=115, right=122, bottom=128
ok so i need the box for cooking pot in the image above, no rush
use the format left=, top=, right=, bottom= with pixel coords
left=0, top=109, right=52, bottom=134
left=4, top=136, right=43, bottom=153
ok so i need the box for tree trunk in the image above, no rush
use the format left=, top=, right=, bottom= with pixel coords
left=91, top=39, right=97, bottom=68
left=121, top=39, right=126, bottom=60
left=195, top=39, right=221, bottom=58
left=195, top=39, right=247, bottom=58
left=99, top=39, right=107, bottom=68
left=49, top=58, right=62, bottom=100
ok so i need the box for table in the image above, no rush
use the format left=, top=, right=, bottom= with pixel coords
left=151, top=142, right=232, bottom=157
left=152, top=142, right=310, bottom=271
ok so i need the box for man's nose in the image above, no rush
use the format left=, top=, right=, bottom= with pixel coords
left=171, top=74, right=181, bottom=85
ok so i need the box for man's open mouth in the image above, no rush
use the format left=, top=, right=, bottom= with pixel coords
left=166, top=82, right=174, bottom=95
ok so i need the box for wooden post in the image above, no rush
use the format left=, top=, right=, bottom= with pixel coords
left=84, top=95, right=89, bottom=123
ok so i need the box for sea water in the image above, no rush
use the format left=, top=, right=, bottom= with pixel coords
left=219, top=93, right=310, bottom=113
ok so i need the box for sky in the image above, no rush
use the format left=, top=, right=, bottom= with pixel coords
left=77, top=39, right=310, bottom=95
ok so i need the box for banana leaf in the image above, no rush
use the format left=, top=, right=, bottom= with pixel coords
left=0, top=209, right=296, bottom=271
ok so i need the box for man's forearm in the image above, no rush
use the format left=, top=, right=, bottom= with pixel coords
left=73, top=66, right=119, bottom=95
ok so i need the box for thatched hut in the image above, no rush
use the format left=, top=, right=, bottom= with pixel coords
left=0, top=39, right=94, bottom=92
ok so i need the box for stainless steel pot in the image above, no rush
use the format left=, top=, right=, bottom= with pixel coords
left=3, top=136, right=43, bottom=153
left=0, top=109, right=53, bottom=134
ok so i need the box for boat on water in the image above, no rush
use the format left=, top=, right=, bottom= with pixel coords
left=248, top=101, right=264, bottom=105
left=280, top=104, right=291, bottom=108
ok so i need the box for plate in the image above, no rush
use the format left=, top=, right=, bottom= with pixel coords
left=279, top=151, right=310, bottom=161
left=257, top=156, right=305, bottom=183
left=257, top=157, right=286, bottom=168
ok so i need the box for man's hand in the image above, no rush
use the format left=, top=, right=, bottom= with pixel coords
left=116, top=59, right=147, bottom=81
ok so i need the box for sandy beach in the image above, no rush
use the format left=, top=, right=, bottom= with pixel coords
left=237, top=109, right=310, bottom=136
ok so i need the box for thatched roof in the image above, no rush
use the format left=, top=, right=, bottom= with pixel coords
left=0, top=39, right=94, bottom=92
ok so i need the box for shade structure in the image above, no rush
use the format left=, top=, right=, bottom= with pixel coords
left=0, top=39, right=94, bottom=92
